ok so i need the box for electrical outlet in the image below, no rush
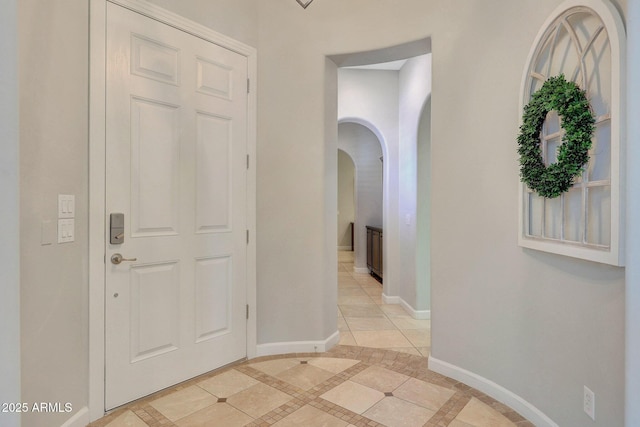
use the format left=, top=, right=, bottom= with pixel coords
left=584, top=385, right=595, bottom=420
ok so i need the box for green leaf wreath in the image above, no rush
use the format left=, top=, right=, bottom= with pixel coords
left=517, top=74, right=595, bottom=198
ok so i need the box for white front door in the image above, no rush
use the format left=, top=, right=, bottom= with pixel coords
left=105, top=3, right=248, bottom=409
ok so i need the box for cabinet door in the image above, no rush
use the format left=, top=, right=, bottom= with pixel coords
left=372, top=230, right=381, bottom=274
left=378, top=231, right=383, bottom=277
left=367, top=228, right=372, bottom=268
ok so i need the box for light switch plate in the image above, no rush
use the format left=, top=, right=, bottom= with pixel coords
left=58, top=194, right=75, bottom=219
left=58, top=218, right=75, bottom=243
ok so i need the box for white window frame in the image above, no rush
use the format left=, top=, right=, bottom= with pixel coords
left=518, top=0, right=626, bottom=266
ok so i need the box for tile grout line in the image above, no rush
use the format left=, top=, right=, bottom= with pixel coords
left=93, top=348, right=534, bottom=427
left=339, top=254, right=428, bottom=356
left=243, top=360, right=388, bottom=426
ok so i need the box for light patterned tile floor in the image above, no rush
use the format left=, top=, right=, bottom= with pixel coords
left=88, top=251, right=534, bottom=427
left=337, top=251, right=430, bottom=357
left=90, top=349, right=534, bottom=427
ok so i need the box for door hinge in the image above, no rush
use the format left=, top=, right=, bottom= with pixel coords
left=246, top=304, right=249, bottom=320
left=247, top=78, right=250, bottom=93
left=246, top=229, right=249, bottom=244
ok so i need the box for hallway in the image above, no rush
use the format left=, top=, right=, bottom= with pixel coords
left=87, top=252, right=533, bottom=427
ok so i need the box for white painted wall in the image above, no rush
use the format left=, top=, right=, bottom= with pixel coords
left=398, top=54, right=431, bottom=310
left=0, top=1, right=21, bottom=426
left=337, top=150, right=355, bottom=249
left=338, top=123, right=383, bottom=268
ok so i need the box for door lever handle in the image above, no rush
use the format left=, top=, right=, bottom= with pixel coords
left=111, top=253, right=137, bottom=265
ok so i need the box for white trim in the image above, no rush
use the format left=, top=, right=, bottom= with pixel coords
left=428, top=357, right=559, bottom=427
left=517, top=0, right=626, bottom=266
left=382, top=294, right=430, bottom=319
left=60, top=407, right=90, bottom=427
left=88, top=0, right=107, bottom=421
left=353, top=266, right=369, bottom=274
left=255, top=331, right=340, bottom=357
left=89, top=0, right=257, bottom=421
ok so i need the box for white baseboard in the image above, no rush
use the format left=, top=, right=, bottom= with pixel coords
left=60, top=406, right=90, bottom=427
left=255, top=330, right=340, bottom=357
left=428, top=357, right=558, bottom=427
left=382, top=294, right=401, bottom=304
left=382, top=294, right=430, bottom=320
left=353, top=267, right=369, bottom=274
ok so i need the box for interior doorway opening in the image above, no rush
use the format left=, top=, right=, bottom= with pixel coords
left=334, top=49, right=431, bottom=316
left=338, top=123, right=384, bottom=277
left=332, top=44, right=432, bottom=351
left=337, top=149, right=356, bottom=252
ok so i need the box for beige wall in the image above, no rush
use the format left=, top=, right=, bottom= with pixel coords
left=337, top=150, right=355, bottom=248
left=19, top=1, right=89, bottom=426
left=338, top=123, right=383, bottom=267
left=0, top=1, right=20, bottom=426
left=429, top=2, right=625, bottom=424
left=16, top=1, right=258, bottom=425
left=416, top=98, right=431, bottom=312
left=147, top=0, right=258, bottom=47
left=398, top=54, right=431, bottom=311
left=256, top=0, right=626, bottom=425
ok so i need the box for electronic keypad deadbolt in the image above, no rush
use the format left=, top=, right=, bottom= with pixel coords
left=110, top=213, right=125, bottom=244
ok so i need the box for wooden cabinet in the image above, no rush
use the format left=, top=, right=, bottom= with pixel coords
left=366, top=226, right=383, bottom=282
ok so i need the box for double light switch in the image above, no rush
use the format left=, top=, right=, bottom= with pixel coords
left=58, top=194, right=75, bottom=243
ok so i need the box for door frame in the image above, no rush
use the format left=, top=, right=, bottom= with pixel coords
left=89, top=0, right=257, bottom=420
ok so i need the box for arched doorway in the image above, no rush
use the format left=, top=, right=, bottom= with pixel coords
left=337, top=149, right=356, bottom=252
left=337, top=123, right=384, bottom=273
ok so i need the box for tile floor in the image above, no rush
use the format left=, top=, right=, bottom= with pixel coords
left=88, top=252, right=534, bottom=427
left=337, top=251, right=430, bottom=357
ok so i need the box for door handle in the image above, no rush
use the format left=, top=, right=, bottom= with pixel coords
left=111, top=253, right=137, bottom=265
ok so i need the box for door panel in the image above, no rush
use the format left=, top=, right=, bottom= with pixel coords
left=195, top=256, right=232, bottom=341
left=196, top=113, right=232, bottom=232
left=130, top=97, right=180, bottom=236
left=105, top=3, right=248, bottom=410
left=129, top=262, right=180, bottom=362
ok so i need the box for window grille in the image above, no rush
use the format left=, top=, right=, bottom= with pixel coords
left=519, top=0, right=625, bottom=266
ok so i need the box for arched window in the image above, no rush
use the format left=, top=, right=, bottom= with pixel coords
left=518, top=0, right=625, bottom=266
